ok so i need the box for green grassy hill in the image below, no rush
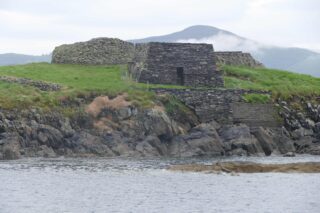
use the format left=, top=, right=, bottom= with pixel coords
left=223, top=65, right=320, bottom=99
left=0, top=63, right=319, bottom=109
left=0, top=63, right=183, bottom=109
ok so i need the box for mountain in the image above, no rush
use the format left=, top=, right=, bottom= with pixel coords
left=130, top=25, right=244, bottom=43
left=0, top=53, right=51, bottom=66
left=130, top=25, right=320, bottom=77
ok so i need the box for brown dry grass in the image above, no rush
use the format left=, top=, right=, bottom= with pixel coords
left=86, top=94, right=131, bottom=118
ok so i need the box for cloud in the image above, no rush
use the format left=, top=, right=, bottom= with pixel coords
left=177, top=32, right=267, bottom=53
left=0, top=38, right=62, bottom=55
left=231, top=0, right=320, bottom=47
left=0, top=0, right=318, bottom=54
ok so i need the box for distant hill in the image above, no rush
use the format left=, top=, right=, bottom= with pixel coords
left=130, top=25, right=320, bottom=77
left=130, top=25, right=243, bottom=43
left=0, top=53, right=51, bottom=66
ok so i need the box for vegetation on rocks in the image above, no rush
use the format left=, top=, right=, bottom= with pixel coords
left=159, top=95, right=190, bottom=116
left=242, top=93, right=271, bottom=104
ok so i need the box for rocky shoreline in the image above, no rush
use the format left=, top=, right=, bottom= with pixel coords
left=0, top=94, right=319, bottom=160
left=169, top=161, right=320, bottom=173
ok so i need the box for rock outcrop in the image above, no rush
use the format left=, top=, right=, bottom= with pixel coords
left=1, top=92, right=318, bottom=160
left=278, top=100, right=320, bottom=155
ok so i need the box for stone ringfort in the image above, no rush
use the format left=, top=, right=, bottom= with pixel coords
left=52, top=37, right=262, bottom=88
left=52, top=37, right=276, bottom=128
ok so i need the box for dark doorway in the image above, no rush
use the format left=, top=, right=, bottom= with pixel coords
left=176, top=67, right=184, bottom=85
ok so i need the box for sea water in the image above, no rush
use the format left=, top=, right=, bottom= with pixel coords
left=0, top=156, right=320, bottom=213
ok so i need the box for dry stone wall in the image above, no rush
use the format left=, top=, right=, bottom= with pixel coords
left=215, top=51, right=263, bottom=67
left=52, top=38, right=135, bottom=65
left=0, top=76, right=61, bottom=91
left=232, top=103, right=279, bottom=127
left=153, top=88, right=279, bottom=127
left=132, top=42, right=224, bottom=87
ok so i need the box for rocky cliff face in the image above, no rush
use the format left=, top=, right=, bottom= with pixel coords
left=1, top=94, right=319, bottom=160
left=278, top=100, right=320, bottom=155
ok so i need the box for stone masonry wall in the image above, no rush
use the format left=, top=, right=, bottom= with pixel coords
left=52, top=38, right=135, bottom=65
left=215, top=51, right=263, bottom=67
left=231, top=103, right=279, bottom=127
left=135, top=43, right=224, bottom=87
left=128, top=43, right=149, bottom=81
left=153, top=88, right=280, bottom=127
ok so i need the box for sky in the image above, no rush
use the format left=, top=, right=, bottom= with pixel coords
left=0, top=0, right=319, bottom=55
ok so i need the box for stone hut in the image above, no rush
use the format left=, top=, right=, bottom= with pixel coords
left=52, top=38, right=226, bottom=87
left=52, top=38, right=135, bottom=65
left=129, top=42, right=224, bottom=87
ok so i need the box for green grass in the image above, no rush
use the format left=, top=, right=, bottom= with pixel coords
left=159, top=95, right=190, bottom=115
left=0, top=63, right=131, bottom=93
left=0, top=82, right=59, bottom=109
left=0, top=62, right=319, bottom=109
left=223, top=65, right=320, bottom=99
left=242, top=94, right=271, bottom=104
left=0, top=63, right=185, bottom=109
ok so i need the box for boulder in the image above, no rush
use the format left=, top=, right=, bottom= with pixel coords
left=219, top=124, right=251, bottom=141
left=219, top=124, right=264, bottom=156
left=59, top=118, right=75, bottom=137
left=142, top=108, right=181, bottom=140
left=229, top=148, right=247, bottom=156
left=36, top=145, right=57, bottom=158
left=291, top=128, right=314, bottom=140
left=36, top=124, right=64, bottom=149
left=294, top=137, right=320, bottom=155
left=67, top=132, right=115, bottom=157
left=294, top=137, right=316, bottom=154
left=251, top=127, right=276, bottom=156
left=169, top=123, right=224, bottom=157
left=111, top=142, right=137, bottom=157
left=274, top=135, right=296, bottom=154
left=230, top=137, right=264, bottom=156
left=307, top=145, right=320, bottom=155
left=284, top=118, right=301, bottom=131
left=136, top=138, right=161, bottom=157
left=0, top=134, right=22, bottom=160
left=315, top=122, right=320, bottom=133
left=301, top=118, right=315, bottom=129
left=283, top=152, right=295, bottom=157
left=140, top=135, right=168, bottom=156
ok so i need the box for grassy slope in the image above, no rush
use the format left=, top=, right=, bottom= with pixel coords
left=0, top=63, right=183, bottom=109
left=0, top=63, right=129, bottom=91
left=223, top=65, right=320, bottom=99
left=0, top=63, right=319, bottom=109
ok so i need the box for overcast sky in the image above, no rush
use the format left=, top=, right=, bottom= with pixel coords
left=0, top=0, right=319, bottom=55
